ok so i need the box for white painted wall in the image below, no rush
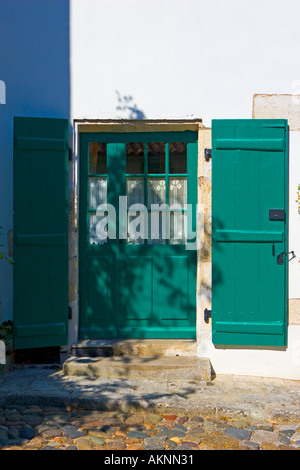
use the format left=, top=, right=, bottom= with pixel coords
left=198, top=326, right=300, bottom=380
left=71, top=0, right=300, bottom=126
left=289, top=132, right=300, bottom=299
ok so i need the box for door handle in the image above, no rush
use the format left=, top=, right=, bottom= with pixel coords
left=277, top=251, right=295, bottom=265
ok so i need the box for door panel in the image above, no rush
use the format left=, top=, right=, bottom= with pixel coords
left=157, top=255, right=189, bottom=321
left=87, top=255, right=116, bottom=321
left=79, top=132, right=198, bottom=339
left=119, top=255, right=153, bottom=321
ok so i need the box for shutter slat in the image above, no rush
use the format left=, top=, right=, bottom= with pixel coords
left=15, top=323, right=66, bottom=338
left=215, top=322, right=284, bottom=335
left=215, top=138, right=285, bottom=151
left=213, top=230, right=283, bottom=243
left=15, top=234, right=67, bottom=246
left=17, top=136, right=68, bottom=151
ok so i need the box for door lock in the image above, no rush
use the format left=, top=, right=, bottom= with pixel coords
left=269, top=209, right=286, bottom=221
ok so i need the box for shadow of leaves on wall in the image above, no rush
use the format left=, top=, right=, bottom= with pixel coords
left=115, top=91, right=146, bottom=120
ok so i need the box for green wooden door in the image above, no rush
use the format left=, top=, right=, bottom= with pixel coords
left=79, top=132, right=198, bottom=339
left=13, top=117, right=69, bottom=349
left=212, top=119, right=288, bottom=347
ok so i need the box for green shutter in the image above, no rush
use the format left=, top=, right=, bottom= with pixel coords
left=212, top=119, right=288, bottom=347
left=13, top=117, right=69, bottom=349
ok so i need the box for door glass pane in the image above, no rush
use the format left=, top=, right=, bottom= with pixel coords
left=148, top=212, right=167, bottom=244
left=126, top=143, right=144, bottom=174
left=89, top=213, right=108, bottom=245
left=127, top=177, right=144, bottom=207
left=169, top=178, right=187, bottom=208
left=170, top=212, right=186, bottom=244
left=148, top=142, right=165, bottom=174
left=89, top=177, right=107, bottom=210
left=169, top=142, right=187, bottom=174
left=127, top=178, right=145, bottom=244
left=89, top=143, right=107, bottom=174
left=148, top=178, right=166, bottom=208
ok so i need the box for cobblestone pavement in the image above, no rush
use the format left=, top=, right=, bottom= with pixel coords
left=1, top=366, right=300, bottom=450
left=1, top=406, right=300, bottom=450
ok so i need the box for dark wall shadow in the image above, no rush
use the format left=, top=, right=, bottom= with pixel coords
left=0, top=0, right=70, bottom=322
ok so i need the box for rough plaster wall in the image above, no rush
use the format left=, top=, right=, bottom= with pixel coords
left=68, top=146, right=78, bottom=347
left=197, top=129, right=212, bottom=342
left=253, top=95, right=300, bottom=131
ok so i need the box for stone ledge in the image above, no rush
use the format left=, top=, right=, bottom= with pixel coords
left=63, top=356, right=212, bottom=382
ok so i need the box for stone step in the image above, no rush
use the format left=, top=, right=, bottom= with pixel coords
left=63, top=355, right=212, bottom=382
left=71, top=339, right=198, bottom=358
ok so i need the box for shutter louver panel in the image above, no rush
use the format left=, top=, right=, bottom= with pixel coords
left=211, top=119, right=288, bottom=347
left=13, top=117, right=69, bottom=349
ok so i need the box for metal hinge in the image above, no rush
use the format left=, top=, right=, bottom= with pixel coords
left=68, top=306, right=72, bottom=320
left=205, top=148, right=212, bottom=162
left=204, top=308, right=211, bottom=323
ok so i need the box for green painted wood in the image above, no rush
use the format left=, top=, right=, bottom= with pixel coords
left=215, top=138, right=285, bottom=151
left=13, top=117, right=69, bottom=349
left=16, top=137, right=68, bottom=151
left=15, top=323, right=66, bottom=337
left=214, top=322, right=284, bottom=335
left=79, top=132, right=197, bottom=339
left=212, top=119, right=288, bottom=347
left=15, top=234, right=67, bottom=246
left=213, top=230, right=283, bottom=243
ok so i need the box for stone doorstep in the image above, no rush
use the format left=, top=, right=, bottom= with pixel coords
left=71, top=339, right=198, bottom=358
left=63, top=356, right=212, bottom=382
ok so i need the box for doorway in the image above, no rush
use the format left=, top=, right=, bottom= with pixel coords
left=78, top=131, right=198, bottom=339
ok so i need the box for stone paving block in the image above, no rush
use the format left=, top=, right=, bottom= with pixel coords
left=0, top=428, right=9, bottom=444
left=20, top=425, right=37, bottom=440
left=242, top=441, right=260, bottom=450
left=290, top=431, right=300, bottom=442
left=224, top=427, right=252, bottom=441
left=127, top=431, right=150, bottom=439
left=23, top=414, right=44, bottom=426
left=250, top=430, right=280, bottom=447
